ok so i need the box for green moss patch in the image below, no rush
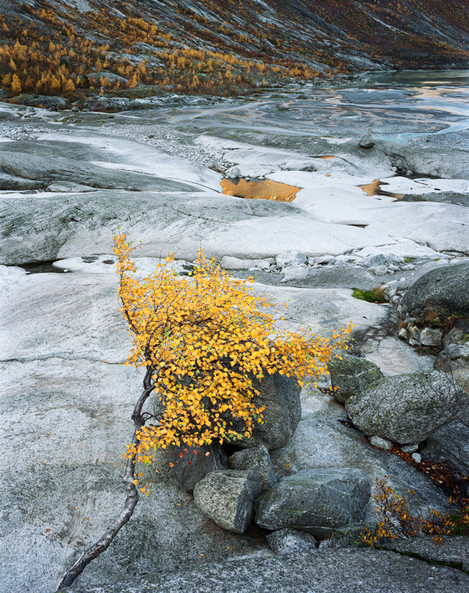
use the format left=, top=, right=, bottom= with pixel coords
left=352, top=287, right=388, bottom=304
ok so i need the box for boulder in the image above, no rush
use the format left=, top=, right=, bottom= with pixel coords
left=228, top=372, right=301, bottom=451
left=399, top=263, right=469, bottom=322
left=255, top=468, right=371, bottom=537
left=270, top=388, right=450, bottom=519
left=329, top=354, right=384, bottom=403
left=420, top=421, right=469, bottom=477
left=345, top=370, right=468, bottom=444
left=359, top=134, right=375, bottom=149
left=167, top=442, right=228, bottom=493
left=266, top=528, right=317, bottom=554
left=229, top=444, right=277, bottom=491
left=281, top=264, right=310, bottom=283
left=420, top=327, right=442, bottom=347
left=434, top=343, right=469, bottom=393
left=193, top=470, right=263, bottom=533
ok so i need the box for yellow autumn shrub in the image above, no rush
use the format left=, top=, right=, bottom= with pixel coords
left=360, top=475, right=469, bottom=546
left=113, top=233, right=351, bottom=465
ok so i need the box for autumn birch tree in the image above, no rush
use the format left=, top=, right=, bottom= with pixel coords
left=57, top=233, right=351, bottom=589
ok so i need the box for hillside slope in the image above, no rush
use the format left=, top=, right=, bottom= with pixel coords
left=0, top=0, right=468, bottom=102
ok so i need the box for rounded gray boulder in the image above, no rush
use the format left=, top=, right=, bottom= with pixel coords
left=399, top=263, right=469, bottom=322
left=255, top=468, right=371, bottom=536
left=228, top=372, right=301, bottom=451
left=329, top=354, right=384, bottom=403
left=229, top=444, right=277, bottom=491
left=345, top=370, right=468, bottom=444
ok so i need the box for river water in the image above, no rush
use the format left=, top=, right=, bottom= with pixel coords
left=144, top=69, right=469, bottom=145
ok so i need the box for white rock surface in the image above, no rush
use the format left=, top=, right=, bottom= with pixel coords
left=1, top=74, right=468, bottom=592
left=221, top=256, right=272, bottom=270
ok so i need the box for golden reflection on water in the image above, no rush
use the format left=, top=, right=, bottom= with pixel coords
left=358, top=179, right=403, bottom=200
left=220, top=178, right=301, bottom=202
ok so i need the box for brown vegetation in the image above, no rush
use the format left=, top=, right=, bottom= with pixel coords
left=0, top=0, right=467, bottom=102
left=0, top=0, right=322, bottom=101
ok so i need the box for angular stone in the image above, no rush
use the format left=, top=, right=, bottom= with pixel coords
left=408, top=325, right=421, bottom=346
left=398, top=327, right=409, bottom=341
left=434, top=344, right=469, bottom=393
left=193, top=470, right=263, bottom=533
left=228, top=372, right=301, bottom=451
left=266, top=528, right=317, bottom=554
left=369, top=435, right=393, bottom=450
left=345, top=370, right=468, bottom=444
left=420, top=421, right=469, bottom=476
left=229, top=444, right=277, bottom=491
left=329, top=354, right=384, bottom=403
left=167, top=442, right=228, bottom=493
left=420, top=327, right=442, bottom=347
left=281, top=264, right=310, bottom=282
left=255, top=468, right=370, bottom=537
left=401, top=444, right=419, bottom=454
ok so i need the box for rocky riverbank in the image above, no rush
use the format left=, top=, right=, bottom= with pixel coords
left=1, top=72, right=468, bottom=592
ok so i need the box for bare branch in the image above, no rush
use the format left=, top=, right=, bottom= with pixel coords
left=56, top=367, right=155, bottom=590
left=56, top=434, right=139, bottom=590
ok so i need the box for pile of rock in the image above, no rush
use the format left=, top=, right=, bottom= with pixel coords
left=221, top=250, right=309, bottom=283
left=329, top=353, right=469, bottom=480
left=221, top=249, right=462, bottom=287
left=395, top=263, right=469, bottom=353
left=163, top=261, right=469, bottom=547
left=166, top=371, right=371, bottom=546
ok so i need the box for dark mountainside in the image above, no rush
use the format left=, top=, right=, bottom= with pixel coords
left=0, top=0, right=468, bottom=103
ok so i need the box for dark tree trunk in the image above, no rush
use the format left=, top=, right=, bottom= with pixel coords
left=56, top=367, right=154, bottom=590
